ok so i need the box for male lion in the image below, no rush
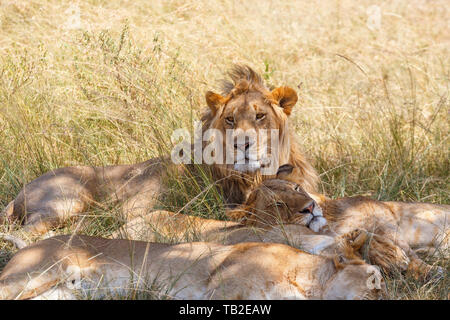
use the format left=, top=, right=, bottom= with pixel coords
left=0, top=65, right=318, bottom=234
left=0, top=235, right=385, bottom=300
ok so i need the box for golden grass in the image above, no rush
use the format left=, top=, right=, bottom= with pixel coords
left=0, top=0, right=448, bottom=299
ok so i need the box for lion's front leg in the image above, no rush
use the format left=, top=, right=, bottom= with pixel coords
left=383, top=229, right=444, bottom=280
left=340, top=229, right=410, bottom=274
left=343, top=228, right=443, bottom=280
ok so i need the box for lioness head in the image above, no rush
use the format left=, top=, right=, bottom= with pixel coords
left=203, top=65, right=297, bottom=175
left=323, top=263, right=386, bottom=300
left=227, top=164, right=326, bottom=231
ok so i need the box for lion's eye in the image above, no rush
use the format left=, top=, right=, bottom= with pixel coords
left=294, top=185, right=302, bottom=192
left=256, top=113, right=266, bottom=121
left=275, top=201, right=285, bottom=207
left=225, top=117, right=234, bottom=125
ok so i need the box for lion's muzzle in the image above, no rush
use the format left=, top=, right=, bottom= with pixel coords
left=301, top=202, right=327, bottom=233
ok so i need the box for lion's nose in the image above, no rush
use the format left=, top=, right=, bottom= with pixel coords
left=234, top=137, right=254, bottom=151
left=298, top=201, right=314, bottom=214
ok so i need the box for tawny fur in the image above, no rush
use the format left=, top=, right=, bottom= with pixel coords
left=112, top=178, right=328, bottom=251
left=116, top=171, right=448, bottom=279
left=112, top=179, right=396, bottom=271
left=203, top=65, right=317, bottom=204
left=0, top=65, right=317, bottom=234
left=0, top=235, right=385, bottom=300
left=277, top=166, right=449, bottom=278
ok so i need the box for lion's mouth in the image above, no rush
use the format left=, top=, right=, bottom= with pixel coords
left=233, top=151, right=271, bottom=172
left=234, top=160, right=261, bottom=173
left=233, top=158, right=272, bottom=172
left=294, top=203, right=327, bottom=233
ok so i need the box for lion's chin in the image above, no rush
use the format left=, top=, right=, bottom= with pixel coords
left=233, top=157, right=272, bottom=173
left=233, top=161, right=261, bottom=173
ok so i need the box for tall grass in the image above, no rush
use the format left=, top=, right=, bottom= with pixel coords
left=0, top=0, right=448, bottom=299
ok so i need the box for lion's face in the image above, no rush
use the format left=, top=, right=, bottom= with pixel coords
left=216, top=92, right=281, bottom=173
left=235, top=178, right=326, bottom=230
left=205, top=74, right=297, bottom=175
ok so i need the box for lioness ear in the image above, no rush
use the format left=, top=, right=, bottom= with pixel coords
left=276, top=164, right=299, bottom=184
left=333, top=255, right=346, bottom=270
left=205, top=91, right=226, bottom=116
left=271, top=86, right=298, bottom=115
left=276, top=164, right=294, bottom=178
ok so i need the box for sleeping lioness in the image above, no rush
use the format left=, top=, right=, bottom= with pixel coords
left=275, top=164, right=448, bottom=276
left=0, top=235, right=385, bottom=300
left=111, top=178, right=337, bottom=256
left=115, top=165, right=448, bottom=278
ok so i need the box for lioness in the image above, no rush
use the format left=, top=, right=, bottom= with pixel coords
left=111, top=178, right=333, bottom=255
left=0, top=235, right=385, bottom=300
left=115, top=166, right=449, bottom=278
left=1, top=65, right=318, bottom=234
left=274, top=165, right=449, bottom=276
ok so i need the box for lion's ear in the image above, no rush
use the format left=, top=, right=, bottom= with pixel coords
left=205, top=91, right=226, bottom=115
left=270, top=86, right=298, bottom=115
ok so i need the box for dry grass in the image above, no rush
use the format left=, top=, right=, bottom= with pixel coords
left=0, top=0, right=448, bottom=299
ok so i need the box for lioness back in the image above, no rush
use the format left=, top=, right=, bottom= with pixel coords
left=0, top=235, right=385, bottom=300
